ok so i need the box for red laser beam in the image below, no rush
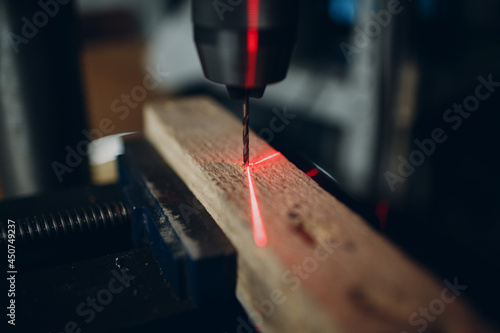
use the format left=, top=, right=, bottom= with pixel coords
left=245, top=0, right=260, bottom=88
left=375, top=200, right=390, bottom=231
left=306, top=168, right=319, bottom=177
left=250, top=152, right=280, bottom=166
left=246, top=166, right=267, bottom=247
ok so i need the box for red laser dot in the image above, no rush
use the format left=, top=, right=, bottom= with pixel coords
left=306, top=168, right=319, bottom=177
left=246, top=166, right=268, bottom=247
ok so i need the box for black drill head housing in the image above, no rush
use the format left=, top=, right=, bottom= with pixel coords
left=192, top=0, right=299, bottom=99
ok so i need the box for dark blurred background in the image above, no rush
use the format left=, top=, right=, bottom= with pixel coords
left=1, top=0, right=500, bottom=328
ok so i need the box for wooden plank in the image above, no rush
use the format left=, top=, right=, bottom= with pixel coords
left=144, top=96, right=492, bottom=333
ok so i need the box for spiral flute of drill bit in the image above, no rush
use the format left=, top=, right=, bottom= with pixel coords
left=243, top=94, right=250, bottom=168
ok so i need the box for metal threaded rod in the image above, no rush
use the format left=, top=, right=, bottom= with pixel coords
left=243, top=93, right=250, bottom=168
left=0, top=202, right=131, bottom=246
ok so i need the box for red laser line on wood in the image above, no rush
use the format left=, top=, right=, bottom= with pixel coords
left=246, top=166, right=267, bottom=247
left=250, top=152, right=280, bottom=166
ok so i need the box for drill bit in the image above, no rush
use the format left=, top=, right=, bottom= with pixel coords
left=243, top=92, right=250, bottom=168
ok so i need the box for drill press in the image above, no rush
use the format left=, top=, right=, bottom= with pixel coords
left=192, top=0, right=299, bottom=166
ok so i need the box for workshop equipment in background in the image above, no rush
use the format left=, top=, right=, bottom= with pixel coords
left=0, top=0, right=90, bottom=197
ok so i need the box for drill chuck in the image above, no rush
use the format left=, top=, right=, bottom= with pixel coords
left=192, top=0, right=299, bottom=99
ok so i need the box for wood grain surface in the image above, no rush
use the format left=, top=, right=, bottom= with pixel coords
left=145, top=96, right=493, bottom=333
